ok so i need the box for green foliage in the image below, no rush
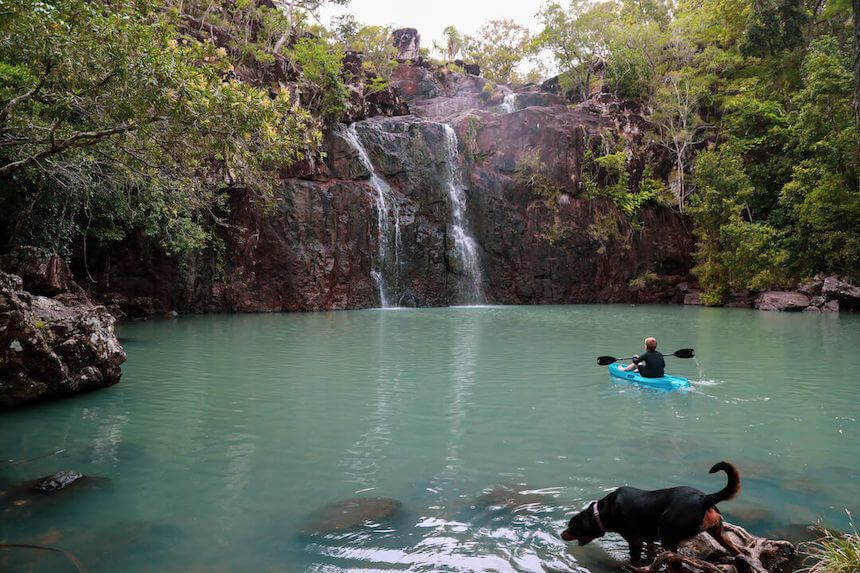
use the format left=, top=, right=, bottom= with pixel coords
left=587, top=212, right=631, bottom=254
left=629, top=271, right=659, bottom=289
left=582, top=141, right=661, bottom=217
left=288, top=37, right=348, bottom=124
left=0, top=0, right=320, bottom=255
left=689, top=151, right=788, bottom=304
left=344, top=25, right=398, bottom=84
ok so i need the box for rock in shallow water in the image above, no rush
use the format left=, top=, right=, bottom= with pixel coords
left=31, top=471, right=85, bottom=493
left=299, top=497, right=403, bottom=536
left=0, top=269, right=126, bottom=408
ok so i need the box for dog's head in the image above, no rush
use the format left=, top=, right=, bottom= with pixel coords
left=560, top=502, right=605, bottom=545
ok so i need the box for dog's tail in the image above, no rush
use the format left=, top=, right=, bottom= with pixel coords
left=703, top=461, right=741, bottom=506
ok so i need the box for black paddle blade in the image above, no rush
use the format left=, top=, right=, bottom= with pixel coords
left=673, top=348, right=695, bottom=359
left=597, top=356, right=617, bottom=366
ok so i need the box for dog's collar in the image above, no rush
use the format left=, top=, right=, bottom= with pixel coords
left=592, top=501, right=606, bottom=534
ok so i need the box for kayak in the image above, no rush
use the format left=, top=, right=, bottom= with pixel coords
left=608, top=363, right=691, bottom=391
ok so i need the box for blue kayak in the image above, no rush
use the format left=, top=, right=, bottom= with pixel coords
left=608, top=363, right=691, bottom=391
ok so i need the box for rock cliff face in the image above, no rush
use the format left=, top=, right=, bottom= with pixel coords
left=73, top=54, right=693, bottom=315
left=0, top=253, right=126, bottom=408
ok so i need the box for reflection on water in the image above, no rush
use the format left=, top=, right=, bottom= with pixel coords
left=1, top=305, right=858, bottom=572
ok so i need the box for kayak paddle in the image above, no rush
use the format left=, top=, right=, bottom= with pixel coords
left=597, top=348, right=694, bottom=366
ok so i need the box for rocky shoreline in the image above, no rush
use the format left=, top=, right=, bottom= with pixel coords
left=0, top=250, right=125, bottom=409
left=681, top=274, right=860, bottom=313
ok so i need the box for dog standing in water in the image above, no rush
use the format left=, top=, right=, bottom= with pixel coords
left=560, top=462, right=742, bottom=566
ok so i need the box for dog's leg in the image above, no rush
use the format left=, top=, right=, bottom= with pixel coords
left=646, top=541, right=656, bottom=564
left=627, top=537, right=643, bottom=566
left=706, top=522, right=741, bottom=556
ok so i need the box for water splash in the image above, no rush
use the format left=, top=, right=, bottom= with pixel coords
left=441, top=124, right=483, bottom=304
left=339, top=123, right=401, bottom=308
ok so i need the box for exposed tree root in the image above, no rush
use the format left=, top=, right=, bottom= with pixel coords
left=623, top=522, right=795, bottom=573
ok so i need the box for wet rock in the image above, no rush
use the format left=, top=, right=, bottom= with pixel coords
left=802, top=305, right=821, bottom=312
left=72, top=64, right=694, bottom=311
left=821, top=276, right=860, bottom=310
left=0, top=270, right=126, bottom=408
left=822, top=300, right=840, bottom=312
left=31, top=471, right=84, bottom=493
left=473, top=485, right=557, bottom=511
left=299, top=497, right=403, bottom=536
left=754, top=291, right=810, bottom=311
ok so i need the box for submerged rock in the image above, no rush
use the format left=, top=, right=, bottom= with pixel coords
left=299, top=497, right=402, bottom=536
left=0, top=269, right=126, bottom=408
left=473, top=485, right=558, bottom=512
left=31, top=471, right=85, bottom=493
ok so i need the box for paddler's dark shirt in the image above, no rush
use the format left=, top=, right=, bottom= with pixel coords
left=634, top=350, right=665, bottom=378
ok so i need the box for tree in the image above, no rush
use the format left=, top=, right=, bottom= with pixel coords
left=434, top=26, right=464, bottom=61
left=462, top=19, right=531, bottom=84
left=689, top=151, right=788, bottom=304
left=0, top=0, right=319, bottom=254
left=533, top=0, right=614, bottom=100
left=651, top=72, right=710, bottom=211
left=345, top=25, right=399, bottom=84
left=288, top=37, right=349, bottom=123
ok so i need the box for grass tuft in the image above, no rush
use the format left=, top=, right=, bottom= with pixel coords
left=800, top=511, right=860, bottom=573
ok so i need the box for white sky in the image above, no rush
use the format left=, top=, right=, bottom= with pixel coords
left=318, top=0, right=549, bottom=58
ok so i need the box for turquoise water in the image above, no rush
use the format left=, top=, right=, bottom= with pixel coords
left=2, top=305, right=858, bottom=572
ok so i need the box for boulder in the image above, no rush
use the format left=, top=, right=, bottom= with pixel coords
left=754, top=291, right=810, bottom=312
left=802, top=306, right=821, bottom=313
left=797, top=275, right=824, bottom=297
left=822, top=300, right=840, bottom=313
left=0, top=247, right=73, bottom=296
left=31, top=471, right=85, bottom=493
left=392, top=28, right=420, bottom=60
left=821, top=276, right=860, bottom=310
left=0, top=270, right=126, bottom=408
left=684, top=292, right=703, bottom=306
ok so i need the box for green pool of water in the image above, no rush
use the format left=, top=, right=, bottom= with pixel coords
left=2, top=305, right=858, bottom=572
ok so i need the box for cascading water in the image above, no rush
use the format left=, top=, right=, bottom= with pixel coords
left=339, top=123, right=401, bottom=308
left=441, top=124, right=483, bottom=304
left=500, top=92, right=518, bottom=114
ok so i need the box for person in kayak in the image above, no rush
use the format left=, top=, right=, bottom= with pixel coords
left=622, top=337, right=665, bottom=378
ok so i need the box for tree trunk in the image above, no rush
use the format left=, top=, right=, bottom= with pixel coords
left=854, top=0, right=860, bottom=188
left=855, top=0, right=860, bottom=130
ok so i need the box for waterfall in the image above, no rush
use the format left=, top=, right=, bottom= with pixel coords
left=339, top=123, right=401, bottom=308
left=500, top=92, right=518, bottom=114
left=441, top=124, right=483, bottom=304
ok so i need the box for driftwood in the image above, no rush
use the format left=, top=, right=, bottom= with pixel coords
left=625, top=522, right=795, bottom=573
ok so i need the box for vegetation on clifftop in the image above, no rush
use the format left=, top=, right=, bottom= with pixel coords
left=0, top=0, right=326, bottom=255
left=531, top=0, right=860, bottom=302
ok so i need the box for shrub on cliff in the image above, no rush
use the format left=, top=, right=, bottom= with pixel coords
left=0, top=0, right=321, bottom=255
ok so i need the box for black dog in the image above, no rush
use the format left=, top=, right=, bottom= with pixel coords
left=560, top=462, right=742, bottom=565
